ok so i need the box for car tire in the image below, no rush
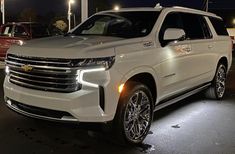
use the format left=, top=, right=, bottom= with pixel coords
left=113, top=81, right=153, bottom=145
left=205, top=63, right=227, bottom=100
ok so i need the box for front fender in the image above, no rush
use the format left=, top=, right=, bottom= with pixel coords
left=118, top=66, right=160, bottom=103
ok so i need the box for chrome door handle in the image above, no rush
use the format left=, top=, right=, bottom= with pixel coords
left=185, top=47, right=192, bottom=52
left=208, top=45, right=213, bottom=49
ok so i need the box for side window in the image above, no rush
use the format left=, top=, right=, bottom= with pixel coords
left=209, top=17, right=228, bottom=36
left=159, top=13, right=184, bottom=46
left=199, top=16, right=213, bottom=39
left=181, top=13, right=205, bottom=40
left=81, top=16, right=110, bottom=35
left=0, top=25, right=13, bottom=36
left=14, top=26, right=28, bottom=37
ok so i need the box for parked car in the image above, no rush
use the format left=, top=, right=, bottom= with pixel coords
left=227, top=28, right=235, bottom=50
left=0, top=22, right=50, bottom=66
left=4, top=6, right=232, bottom=145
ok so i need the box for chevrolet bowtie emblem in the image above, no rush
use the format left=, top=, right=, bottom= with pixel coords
left=21, top=65, right=33, bottom=72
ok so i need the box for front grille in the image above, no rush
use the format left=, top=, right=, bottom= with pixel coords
left=6, top=54, right=82, bottom=93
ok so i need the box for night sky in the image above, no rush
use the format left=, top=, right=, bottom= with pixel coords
left=6, top=0, right=235, bottom=15
left=4, top=0, right=235, bottom=27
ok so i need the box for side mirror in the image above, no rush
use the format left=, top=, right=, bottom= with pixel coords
left=163, top=28, right=186, bottom=41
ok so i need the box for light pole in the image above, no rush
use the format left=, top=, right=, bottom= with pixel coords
left=1, top=0, right=5, bottom=24
left=81, top=0, right=88, bottom=22
left=68, top=0, right=75, bottom=31
left=206, top=0, right=209, bottom=12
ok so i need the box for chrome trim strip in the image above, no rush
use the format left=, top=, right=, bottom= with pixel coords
left=6, top=60, right=74, bottom=71
left=163, top=73, right=176, bottom=78
left=6, top=100, right=78, bottom=122
left=10, top=74, right=77, bottom=86
left=7, top=64, right=73, bottom=74
left=8, top=55, right=70, bottom=65
left=9, top=78, right=76, bottom=92
left=10, top=70, right=75, bottom=81
left=154, top=83, right=211, bottom=111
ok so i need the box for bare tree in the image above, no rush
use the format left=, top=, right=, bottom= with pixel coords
left=18, top=8, right=37, bottom=22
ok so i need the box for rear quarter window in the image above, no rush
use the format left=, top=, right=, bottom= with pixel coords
left=0, top=25, right=13, bottom=36
left=209, top=17, right=228, bottom=36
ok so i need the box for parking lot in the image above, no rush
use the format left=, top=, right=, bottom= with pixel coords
left=0, top=58, right=235, bottom=154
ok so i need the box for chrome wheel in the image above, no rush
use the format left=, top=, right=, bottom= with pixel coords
left=216, top=65, right=226, bottom=98
left=123, top=90, right=151, bottom=143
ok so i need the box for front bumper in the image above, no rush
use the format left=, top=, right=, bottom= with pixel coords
left=5, top=98, right=79, bottom=122
left=4, top=68, right=121, bottom=123
left=0, top=61, right=4, bottom=69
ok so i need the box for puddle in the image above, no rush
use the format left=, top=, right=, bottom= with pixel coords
left=148, top=131, right=153, bottom=135
left=137, top=143, right=156, bottom=154
left=171, top=124, right=181, bottom=128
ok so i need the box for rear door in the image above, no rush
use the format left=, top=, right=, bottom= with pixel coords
left=13, top=25, right=30, bottom=39
left=157, top=12, right=216, bottom=100
left=180, top=13, right=216, bottom=86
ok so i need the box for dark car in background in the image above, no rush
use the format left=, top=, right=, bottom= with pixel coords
left=0, top=22, right=50, bottom=65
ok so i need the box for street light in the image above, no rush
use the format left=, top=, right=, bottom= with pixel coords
left=68, top=0, right=75, bottom=31
left=1, top=0, right=5, bottom=24
left=113, top=5, right=120, bottom=11
left=233, top=18, right=235, bottom=26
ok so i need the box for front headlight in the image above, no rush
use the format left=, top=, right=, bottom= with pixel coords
left=70, top=56, right=115, bottom=70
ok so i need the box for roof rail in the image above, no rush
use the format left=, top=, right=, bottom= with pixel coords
left=154, top=3, right=163, bottom=9
left=173, top=6, right=197, bottom=10
left=172, top=6, right=218, bottom=18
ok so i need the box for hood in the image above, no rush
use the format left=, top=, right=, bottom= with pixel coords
left=7, top=35, right=127, bottom=59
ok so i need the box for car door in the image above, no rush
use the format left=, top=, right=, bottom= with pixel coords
left=156, top=12, right=195, bottom=100
left=180, top=14, right=216, bottom=85
left=157, top=12, right=216, bottom=100
left=13, top=25, right=30, bottom=40
left=0, top=25, right=14, bottom=60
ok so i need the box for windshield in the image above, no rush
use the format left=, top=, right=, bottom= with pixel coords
left=72, top=11, right=160, bottom=38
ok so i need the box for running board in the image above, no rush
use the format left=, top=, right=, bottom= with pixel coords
left=154, top=83, right=211, bottom=112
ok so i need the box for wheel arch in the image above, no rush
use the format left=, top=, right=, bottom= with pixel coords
left=119, top=67, right=159, bottom=104
left=218, top=56, right=228, bottom=71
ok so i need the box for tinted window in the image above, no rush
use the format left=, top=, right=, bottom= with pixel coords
left=72, top=11, right=160, bottom=38
left=209, top=17, right=228, bottom=36
left=0, top=25, right=13, bottom=36
left=14, top=26, right=27, bottom=37
left=159, top=13, right=184, bottom=46
left=159, top=13, right=212, bottom=46
left=181, top=13, right=205, bottom=40
left=199, top=16, right=212, bottom=39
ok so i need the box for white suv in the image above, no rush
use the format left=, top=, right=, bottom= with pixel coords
left=4, top=6, right=232, bottom=144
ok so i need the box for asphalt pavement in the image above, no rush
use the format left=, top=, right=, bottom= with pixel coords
left=0, top=60, right=235, bottom=154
